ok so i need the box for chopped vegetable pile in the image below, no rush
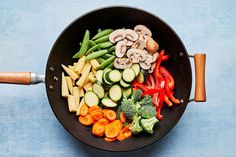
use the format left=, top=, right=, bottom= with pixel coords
left=61, top=25, right=180, bottom=142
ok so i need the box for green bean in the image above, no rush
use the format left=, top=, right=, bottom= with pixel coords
left=107, top=45, right=115, bottom=54
left=94, top=35, right=109, bottom=44
left=85, top=44, right=100, bottom=55
left=85, top=50, right=108, bottom=61
left=92, top=29, right=113, bottom=40
left=99, top=56, right=115, bottom=70
left=98, top=28, right=102, bottom=33
left=107, top=61, right=114, bottom=69
left=100, top=41, right=113, bottom=49
left=73, top=30, right=90, bottom=58
left=88, top=40, right=96, bottom=48
left=96, top=57, right=105, bottom=64
left=102, top=54, right=114, bottom=59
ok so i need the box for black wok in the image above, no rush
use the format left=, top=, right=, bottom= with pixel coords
left=0, top=6, right=206, bottom=151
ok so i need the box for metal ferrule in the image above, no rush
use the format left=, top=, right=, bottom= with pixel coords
left=30, top=73, right=45, bottom=84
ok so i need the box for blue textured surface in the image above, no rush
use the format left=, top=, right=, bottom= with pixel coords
left=0, top=0, right=235, bottom=157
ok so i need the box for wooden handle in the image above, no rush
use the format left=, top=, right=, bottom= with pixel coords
left=194, top=54, right=206, bottom=102
left=0, top=72, right=31, bottom=85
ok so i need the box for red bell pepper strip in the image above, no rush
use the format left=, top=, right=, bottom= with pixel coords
left=164, top=94, right=172, bottom=106
left=162, top=55, right=169, bottom=61
left=145, top=80, right=151, bottom=86
left=164, top=79, right=180, bottom=104
left=148, top=75, right=155, bottom=89
left=142, top=88, right=161, bottom=97
left=156, top=90, right=164, bottom=120
left=160, top=66, right=175, bottom=91
left=154, top=50, right=165, bottom=80
left=132, top=81, right=149, bottom=92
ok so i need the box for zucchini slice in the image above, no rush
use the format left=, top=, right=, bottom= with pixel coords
left=92, top=83, right=105, bottom=99
left=122, top=68, right=136, bottom=82
left=101, top=98, right=117, bottom=107
left=109, top=85, right=122, bottom=102
left=120, top=79, right=130, bottom=88
left=103, top=68, right=113, bottom=85
left=84, top=91, right=99, bottom=107
left=122, top=87, right=132, bottom=98
left=108, top=70, right=121, bottom=83
left=131, top=63, right=140, bottom=76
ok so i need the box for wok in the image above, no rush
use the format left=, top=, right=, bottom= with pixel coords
left=0, top=6, right=206, bottom=151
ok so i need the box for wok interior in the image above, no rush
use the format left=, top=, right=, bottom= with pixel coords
left=46, top=7, right=192, bottom=151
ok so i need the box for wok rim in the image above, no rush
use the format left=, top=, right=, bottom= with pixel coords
left=45, top=5, right=192, bottom=152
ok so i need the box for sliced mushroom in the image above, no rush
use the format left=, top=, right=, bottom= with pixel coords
left=125, top=29, right=138, bottom=41
left=146, top=38, right=159, bottom=54
left=149, top=62, right=156, bottom=73
left=140, top=61, right=152, bottom=70
left=152, top=52, right=159, bottom=63
left=146, top=53, right=153, bottom=63
left=123, top=38, right=134, bottom=46
left=115, top=41, right=127, bottom=57
left=114, top=58, right=132, bottom=69
left=138, top=34, right=149, bottom=45
left=132, top=40, right=145, bottom=50
left=109, top=29, right=126, bottom=43
left=127, top=48, right=147, bottom=63
left=134, top=25, right=152, bottom=37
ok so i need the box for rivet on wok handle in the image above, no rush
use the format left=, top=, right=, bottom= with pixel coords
left=190, top=53, right=207, bottom=102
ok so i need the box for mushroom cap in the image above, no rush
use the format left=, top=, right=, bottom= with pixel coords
left=123, top=38, right=134, bottom=46
left=115, top=41, right=127, bottom=58
left=148, top=62, right=156, bottom=73
left=146, top=38, right=159, bottom=54
left=132, top=40, right=146, bottom=50
left=134, top=25, right=152, bottom=37
left=125, top=29, right=138, bottom=41
left=109, top=29, right=126, bottom=43
left=140, top=61, right=152, bottom=70
left=114, top=58, right=132, bottom=69
left=127, top=48, right=147, bottom=63
left=152, top=52, right=159, bottom=63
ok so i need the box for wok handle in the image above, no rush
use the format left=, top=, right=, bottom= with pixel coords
left=0, top=72, right=45, bottom=85
left=193, top=53, right=206, bottom=102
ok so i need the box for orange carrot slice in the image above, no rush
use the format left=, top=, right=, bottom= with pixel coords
left=105, top=125, right=120, bottom=138
left=110, top=120, right=123, bottom=130
left=92, top=123, right=105, bottom=136
left=119, top=112, right=126, bottom=123
left=123, top=131, right=132, bottom=138
left=79, top=104, right=89, bottom=116
left=79, top=114, right=94, bottom=126
left=116, top=131, right=126, bottom=141
left=105, top=110, right=116, bottom=121
left=91, top=110, right=103, bottom=121
left=97, top=118, right=109, bottom=125
left=104, top=137, right=116, bottom=142
left=88, top=106, right=100, bottom=114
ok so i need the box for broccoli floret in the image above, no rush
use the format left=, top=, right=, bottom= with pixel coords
left=140, top=117, right=159, bottom=134
left=131, top=89, right=142, bottom=102
left=130, top=114, right=143, bottom=134
left=120, top=98, right=138, bottom=119
left=138, top=94, right=153, bottom=106
left=139, top=105, right=156, bottom=119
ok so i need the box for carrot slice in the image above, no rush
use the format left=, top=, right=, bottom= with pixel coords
left=79, top=114, right=94, bottom=126
left=105, top=125, right=120, bottom=138
left=110, top=120, right=123, bottom=130
left=105, top=110, right=116, bottom=121
left=91, top=110, right=103, bottom=121
left=119, top=112, right=126, bottom=123
left=104, top=137, right=116, bottom=142
left=92, top=123, right=105, bottom=136
left=88, top=106, right=100, bottom=114
left=116, top=131, right=126, bottom=141
left=122, top=125, right=130, bottom=132
left=123, top=131, right=132, bottom=138
left=79, top=104, right=89, bottom=116
left=97, top=118, right=109, bottom=125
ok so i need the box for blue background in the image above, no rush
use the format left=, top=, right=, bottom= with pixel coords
left=0, top=0, right=235, bottom=157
